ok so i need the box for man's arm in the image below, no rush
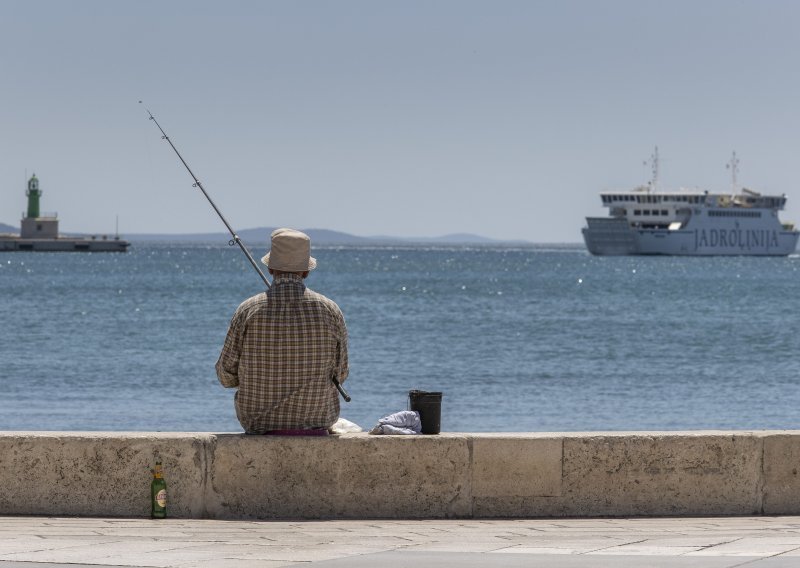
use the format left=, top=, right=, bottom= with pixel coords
left=334, top=309, right=349, bottom=385
left=215, top=308, right=245, bottom=388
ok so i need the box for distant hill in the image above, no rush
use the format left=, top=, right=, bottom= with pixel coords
left=430, top=233, right=495, bottom=243
left=126, top=227, right=378, bottom=245
left=0, top=222, right=17, bottom=234
left=400, top=233, right=518, bottom=244
left=126, top=227, right=526, bottom=245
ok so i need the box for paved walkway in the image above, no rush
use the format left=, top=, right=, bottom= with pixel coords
left=2, top=516, right=800, bottom=567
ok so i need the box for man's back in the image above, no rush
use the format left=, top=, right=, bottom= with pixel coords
left=216, top=272, right=349, bottom=433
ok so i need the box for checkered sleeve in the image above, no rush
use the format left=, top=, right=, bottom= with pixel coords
left=334, top=308, right=349, bottom=385
left=215, top=306, right=245, bottom=388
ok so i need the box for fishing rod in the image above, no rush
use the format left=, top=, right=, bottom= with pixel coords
left=145, top=106, right=351, bottom=403
left=145, top=107, right=271, bottom=289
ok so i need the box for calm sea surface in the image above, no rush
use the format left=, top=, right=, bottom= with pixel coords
left=2, top=242, right=799, bottom=432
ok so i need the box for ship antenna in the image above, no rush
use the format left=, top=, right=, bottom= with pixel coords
left=726, top=151, right=739, bottom=197
left=143, top=104, right=351, bottom=403
left=651, top=146, right=659, bottom=193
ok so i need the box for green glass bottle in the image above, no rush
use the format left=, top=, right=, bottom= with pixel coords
left=150, top=461, right=167, bottom=519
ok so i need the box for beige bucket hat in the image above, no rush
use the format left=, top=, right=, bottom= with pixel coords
left=261, top=228, right=317, bottom=272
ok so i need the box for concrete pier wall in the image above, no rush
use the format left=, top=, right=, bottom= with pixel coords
left=1, top=431, right=799, bottom=519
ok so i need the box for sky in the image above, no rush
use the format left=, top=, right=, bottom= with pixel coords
left=2, top=0, right=800, bottom=243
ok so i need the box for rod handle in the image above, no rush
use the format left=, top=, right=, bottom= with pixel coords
left=332, top=378, right=351, bottom=403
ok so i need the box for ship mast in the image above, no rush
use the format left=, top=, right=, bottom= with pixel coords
left=726, top=151, right=739, bottom=197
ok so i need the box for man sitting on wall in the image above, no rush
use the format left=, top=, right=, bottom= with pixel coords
left=215, top=228, right=349, bottom=434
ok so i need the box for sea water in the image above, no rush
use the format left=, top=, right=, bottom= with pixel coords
left=1, top=243, right=799, bottom=432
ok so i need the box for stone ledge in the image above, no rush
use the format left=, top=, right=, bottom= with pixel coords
left=0, top=431, right=797, bottom=519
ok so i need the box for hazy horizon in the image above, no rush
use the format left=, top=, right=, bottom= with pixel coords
left=3, top=1, right=800, bottom=242
left=0, top=219, right=557, bottom=244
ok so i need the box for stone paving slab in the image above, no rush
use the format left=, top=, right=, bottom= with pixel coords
left=309, top=551, right=798, bottom=567
left=2, top=516, right=800, bottom=567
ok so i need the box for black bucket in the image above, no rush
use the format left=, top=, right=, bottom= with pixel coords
left=409, top=390, right=442, bottom=434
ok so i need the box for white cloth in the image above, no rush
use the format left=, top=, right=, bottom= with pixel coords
left=329, top=417, right=363, bottom=434
left=369, top=410, right=421, bottom=435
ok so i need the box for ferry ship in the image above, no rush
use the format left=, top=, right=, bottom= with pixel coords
left=582, top=150, right=799, bottom=256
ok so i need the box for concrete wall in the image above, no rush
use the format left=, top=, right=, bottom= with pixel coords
left=20, top=217, right=58, bottom=239
left=1, top=431, right=799, bottom=519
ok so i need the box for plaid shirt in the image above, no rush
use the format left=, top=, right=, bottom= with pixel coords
left=215, top=273, right=349, bottom=433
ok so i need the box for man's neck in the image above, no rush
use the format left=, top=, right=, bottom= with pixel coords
left=269, top=269, right=308, bottom=279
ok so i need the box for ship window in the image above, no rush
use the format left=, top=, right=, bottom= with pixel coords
left=643, top=210, right=650, bottom=216
left=708, top=210, right=762, bottom=218
left=634, top=209, right=641, bottom=215
left=661, top=210, right=668, bottom=215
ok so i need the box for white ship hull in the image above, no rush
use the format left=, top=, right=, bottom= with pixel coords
left=584, top=210, right=799, bottom=256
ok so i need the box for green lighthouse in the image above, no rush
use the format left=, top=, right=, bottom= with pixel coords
left=26, top=174, right=41, bottom=218
left=20, top=173, right=59, bottom=239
